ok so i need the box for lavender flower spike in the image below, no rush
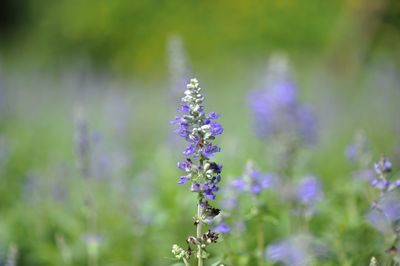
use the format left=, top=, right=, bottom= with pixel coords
left=171, top=78, right=224, bottom=266
left=370, top=156, right=399, bottom=193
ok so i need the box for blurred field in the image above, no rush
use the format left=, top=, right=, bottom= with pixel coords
left=0, top=1, right=399, bottom=265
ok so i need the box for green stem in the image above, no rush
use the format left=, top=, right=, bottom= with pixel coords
left=183, top=257, right=190, bottom=266
left=257, top=210, right=264, bottom=266
left=197, top=202, right=203, bottom=266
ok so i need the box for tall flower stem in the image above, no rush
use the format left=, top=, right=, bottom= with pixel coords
left=255, top=198, right=265, bottom=266
left=75, top=108, right=98, bottom=266
left=171, top=78, right=224, bottom=265
left=197, top=202, right=203, bottom=266
left=257, top=213, right=264, bottom=266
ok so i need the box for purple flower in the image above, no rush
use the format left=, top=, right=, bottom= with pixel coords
left=248, top=56, right=317, bottom=146
left=202, top=144, right=221, bottom=158
left=367, top=190, right=400, bottom=235
left=178, top=176, right=190, bottom=184
left=209, top=122, right=224, bottom=136
left=207, top=112, right=221, bottom=120
left=345, top=144, right=357, bottom=162
left=230, top=178, right=246, bottom=192
left=170, top=116, right=184, bottom=125
left=369, top=157, right=397, bottom=192
left=171, top=78, right=224, bottom=260
left=209, top=162, right=223, bottom=174
left=177, top=122, right=189, bottom=138
left=367, top=208, right=392, bottom=235
left=296, top=105, right=317, bottom=146
left=271, top=80, right=298, bottom=106
left=266, top=235, right=326, bottom=266
left=250, top=170, right=272, bottom=191
left=242, top=163, right=274, bottom=195
left=251, top=185, right=262, bottom=194
left=221, top=177, right=248, bottom=210
left=266, top=240, right=306, bottom=266
left=204, top=191, right=216, bottom=200
left=183, top=144, right=195, bottom=156
left=212, top=222, right=230, bottom=234
left=370, top=179, right=390, bottom=190
left=296, top=176, right=323, bottom=205
left=376, top=191, right=400, bottom=223
left=191, top=183, right=201, bottom=192
left=172, top=78, right=224, bottom=219
left=202, top=179, right=220, bottom=200
left=178, top=104, right=190, bottom=113
left=374, top=157, right=392, bottom=175
left=177, top=159, right=192, bottom=172
left=221, top=198, right=238, bottom=209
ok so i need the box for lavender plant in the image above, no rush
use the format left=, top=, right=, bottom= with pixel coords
left=248, top=54, right=317, bottom=175
left=74, top=107, right=101, bottom=266
left=218, top=161, right=277, bottom=266
left=367, top=156, right=400, bottom=265
left=171, top=78, right=224, bottom=266
left=239, top=162, right=273, bottom=266
left=290, top=176, right=324, bottom=221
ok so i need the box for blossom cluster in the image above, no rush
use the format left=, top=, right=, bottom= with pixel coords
left=367, top=156, right=400, bottom=258
left=248, top=55, right=316, bottom=146
left=369, top=156, right=400, bottom=192
left=229, top=161, right=273, bottom=196
left=171, top=78, right=224, bottom=260
left=292, top=176, right=324, bottom=218
left=171, top=78, right=223, bottom=199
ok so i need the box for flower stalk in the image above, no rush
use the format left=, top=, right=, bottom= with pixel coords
left=171, top=78, right=224, bottom=265
left=197, top=202, right=203, bottom=266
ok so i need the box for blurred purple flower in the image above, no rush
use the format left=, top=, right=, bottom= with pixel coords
left=267, top=240, right=305, bottom=266
left=249, top=170, right=272, bottom=194
left=369, top=157, right=398, bottom=193
left=345, top=131, right=372, bottom=166
left=370, top=179, right=390, bottom=190
left=367, top=208, right=392, bottom=236
left=296, top=176, right=323, bottom=205
left=221, top=198, right=238, bottom=210
left=234, top=161, right=276, bottom=196
left=266, top=235, right=326, bottom=266
left=212, top=222, right=230, bottom=234
left=374, top=157, right=392, bottom=175
left=367, top=190, right=400, bottom=235
left=248, top=56, right=317, bottom=146
left=345, top=144, right=357, bottom=162
left=297, top=105, right=317, bottom=146
left=230, top=178, right=247, bottom=192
